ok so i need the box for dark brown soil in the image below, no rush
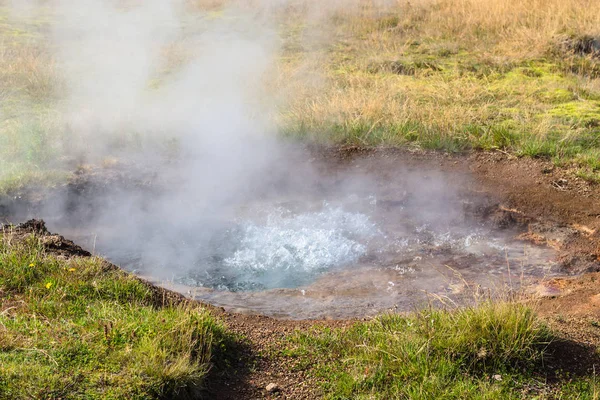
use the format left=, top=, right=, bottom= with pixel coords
left=3, top=148, right=600, bottom=399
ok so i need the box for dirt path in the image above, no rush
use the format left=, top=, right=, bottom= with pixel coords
left=202, top=311, right=350, bottom=399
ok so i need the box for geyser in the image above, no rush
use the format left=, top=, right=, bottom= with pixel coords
left=8, top=154, right=560, bottom=319
left=216, top=205, right=379, bottom=290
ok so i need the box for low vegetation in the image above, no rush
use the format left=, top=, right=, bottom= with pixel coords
left=277, top=0, right=600, bottom=180
left=286, top=301, right=599, bottom=399
left=1, top=0, right=600, bottom=187
left=0, top=232, right=229, bottom=399
left=1, top=229, right=599, bottom=398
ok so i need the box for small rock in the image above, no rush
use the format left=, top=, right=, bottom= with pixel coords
left=532, top=283, right=562, bottom=298
left=493, top=374, right=502, bottom=382
left=490, top=209, right=516, bottom=229
left=266, top=383, right=280, bottom=393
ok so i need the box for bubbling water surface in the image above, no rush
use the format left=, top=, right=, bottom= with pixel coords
left=220, top=206, right=379, bottom=289
left=34, top=156, right=564, bottom=319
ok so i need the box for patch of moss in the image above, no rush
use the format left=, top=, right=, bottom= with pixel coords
left=492, top=62, right=569, bottom=89
left=538, top=88, right=576, bottom=104
left=549, top=101, right=600, bottom=127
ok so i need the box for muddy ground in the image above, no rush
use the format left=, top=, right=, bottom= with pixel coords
left=2, top=148, right=600, bottom=399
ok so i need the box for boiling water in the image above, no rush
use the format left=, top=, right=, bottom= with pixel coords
left=216, top=206, right=379, bottom=289
left=62, top=193, right=558, bottom=319
left=24, top=157, right=561, bottom=319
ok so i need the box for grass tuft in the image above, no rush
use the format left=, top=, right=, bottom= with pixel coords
left=287, top=301, right=569, bottom=399
left=0, top=233, right=228, bottom=399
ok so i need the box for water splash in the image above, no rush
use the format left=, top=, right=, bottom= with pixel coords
left=221, top=205, right=379, bottom=288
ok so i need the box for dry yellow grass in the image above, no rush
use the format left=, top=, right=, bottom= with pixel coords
left=0, top=42, right=54, bottom=101
left=274, top=0, right=600, bottom=176
left=1, top=0, right=600, bottom=188
left=392, top=0, right=600, bottom=54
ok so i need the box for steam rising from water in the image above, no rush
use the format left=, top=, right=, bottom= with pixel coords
left=2, top=1, right=560, bottom=318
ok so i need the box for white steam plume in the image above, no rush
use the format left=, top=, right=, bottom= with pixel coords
left=3, top=1, right=467, bottom=297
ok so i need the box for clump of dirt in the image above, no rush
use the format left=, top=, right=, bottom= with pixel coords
left=557, top=34, right=600, bottom=58
left=471, top=151, right=600, bottom=271
left=13, top=219, right=49, bottom=235
left=489, top=207, right=520, bottom=229
left=3, top=219, right=91, bottom=258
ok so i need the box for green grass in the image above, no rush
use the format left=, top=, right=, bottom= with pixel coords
left=0, top=167, right=70, bottom=196
left=285, top=302, right=600, bottom=399
left=1, top=2, right=600, bottom=191
left=0, top=233, right=230, bottom=399
left=276, top=2, right=600, bottom=181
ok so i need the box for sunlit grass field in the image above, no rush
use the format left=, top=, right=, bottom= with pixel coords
left=277, top=0, right=600, bottom=181
left=285, top=302, right=600, bottom=399
left=1, top=0, right=600, bottom=191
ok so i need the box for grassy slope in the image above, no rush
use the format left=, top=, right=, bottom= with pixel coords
left=277, top=0, right=600, bottom=181
left=285, top=302, right=599, bottom=399
left=2, top=0, right=600, bottom=190
left=0, top=233, right=229, bottom=399
left=3, top=231, right=598, bottom=399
